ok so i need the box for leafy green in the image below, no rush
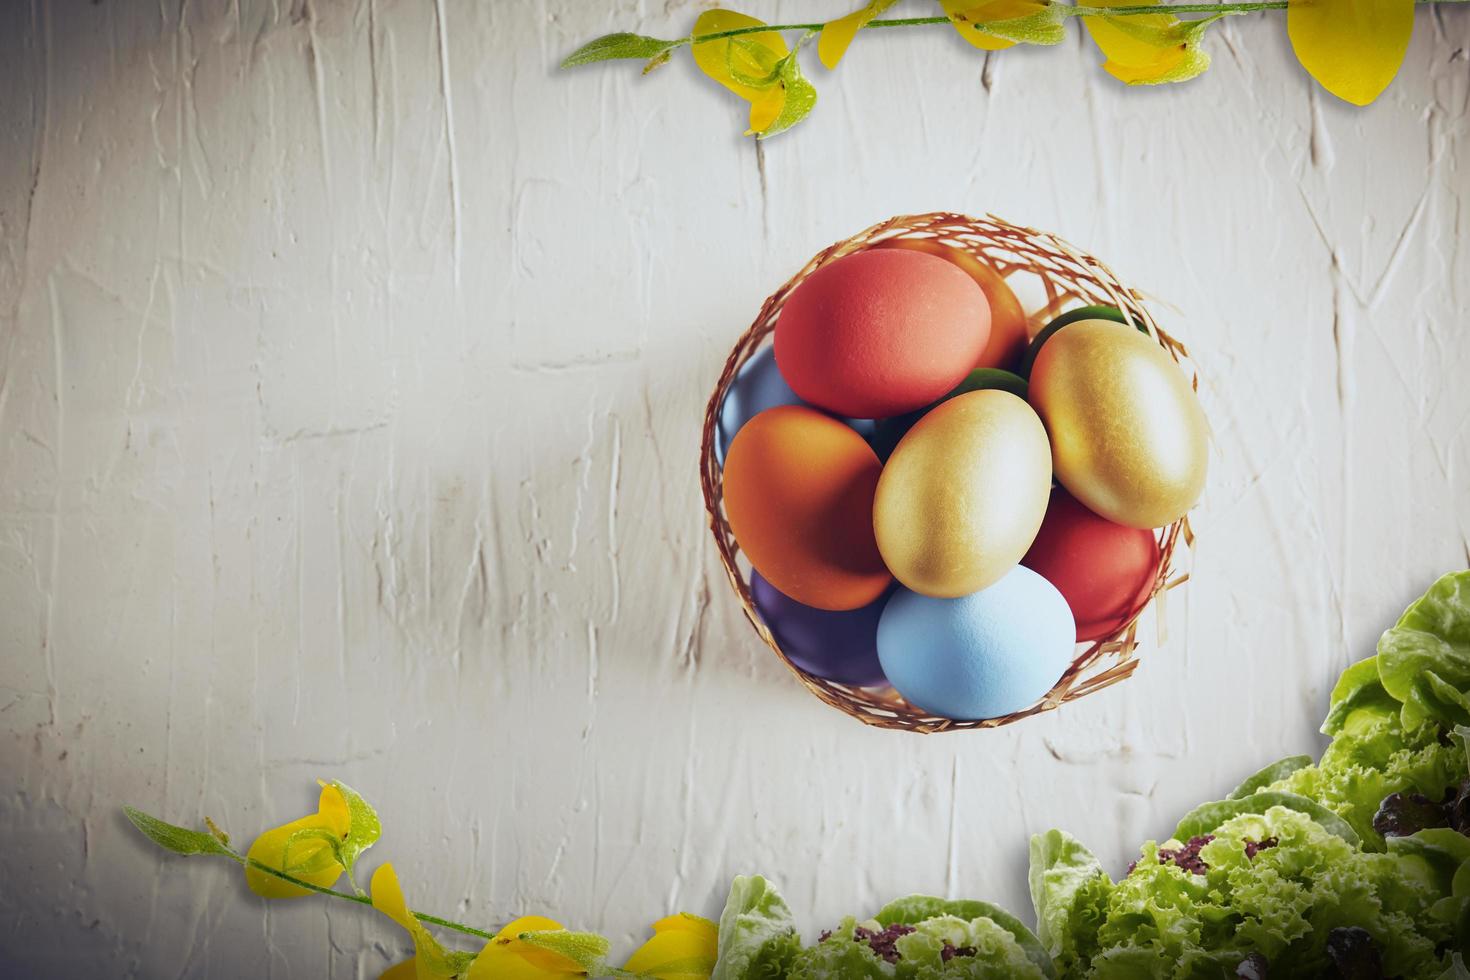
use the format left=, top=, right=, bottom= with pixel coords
left=1379, top=572, right=1470, bottom=730
left=1079, top=806, right=1449, bottom=977
left=1027, top=830, right=1113, bottom=973
left=875, top=896, right=1053, bottom=978
left=1228, top=756, right=1312, bottom=799
left=515, top=929, right=610, bottom=971
left=1173, top=791, right=1360, bottom=846
left=787, top=920, right=891, bottom=980
left=712, top=875, right=802, bottom=980
left=560, top=32, right=684, bottom=69
left=124, top=807, right=234, bottom=858
left=326, top=780, right=381, bottom=884
left=759, top=42, right=818, bottom=139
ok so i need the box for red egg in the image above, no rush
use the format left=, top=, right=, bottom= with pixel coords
left=774, top=249, right=991, bottom=419
left=1022, top=487, right=1162, bottom=643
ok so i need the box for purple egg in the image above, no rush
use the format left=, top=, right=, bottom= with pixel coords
left=750, top=571, right=891, bottom=687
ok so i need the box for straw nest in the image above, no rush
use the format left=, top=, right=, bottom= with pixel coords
left=700, top=212, right=1194, bottom=733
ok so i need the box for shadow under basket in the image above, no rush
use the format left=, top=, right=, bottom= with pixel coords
left=700, top=212, right=1196, bottom=733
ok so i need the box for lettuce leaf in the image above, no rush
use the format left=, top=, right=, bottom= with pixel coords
left=891, top=914, right=1048, bottom=978
left=1228, top=756, right=1313, bottom=800
left=1379, top=572, right=1470, bottom=730
left=875, top=896, right=1053, bottom=977
left=1027, top=830, right=1113, bottom=972
left=711, top=875, right=802, bottom=980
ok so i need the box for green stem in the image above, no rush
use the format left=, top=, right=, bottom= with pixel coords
left=227, top=851, right=495, bottom=941
left=680, top=0, right=1465, bottom=45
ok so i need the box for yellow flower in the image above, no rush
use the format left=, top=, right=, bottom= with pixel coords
left=244, top=783, right=350, bottom=898
left=623, top=914, right=718, bottom=980
left=818, top=1, right=898, bottom=69
left=466, top=916, right=587, bottom=979
left=1287, top=0, right=1414, bottom=106
left=1081, top=0, right=1217, bottom=85
left=940, top=1, right=1051, bottom=52
left=371, top=863, right=473, bottom=979
left=690, top=10, right=817, bottom=137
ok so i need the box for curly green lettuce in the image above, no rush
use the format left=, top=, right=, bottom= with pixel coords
left=1031, top=807, right=1452, bottom=978
left=788, top=914, right=1048, bottom=979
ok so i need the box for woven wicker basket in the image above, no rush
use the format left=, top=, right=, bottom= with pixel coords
left=700, top=212, right=1194, bottom=733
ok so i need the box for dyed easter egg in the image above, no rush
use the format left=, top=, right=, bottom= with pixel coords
left=774, top=249, right=991, bottom=419
left=1022, top=487, right=1162, bottom=642
left=876, top=566, right=1076, bottom=720
left=873, top=389, right=1051, bottom=598
left=723, top=405, right=891, bottom=611
left=1019, top=304, right=1136, bottom=377
left=869, top=367, right=1028, bottom=462
left=751, top=571, right=890, bottom=686
left=1030, top=319, right=1208, bottom=530
left=715, top=346, right=874, bottom=466
left=879, top=238, right=1029, bottom=371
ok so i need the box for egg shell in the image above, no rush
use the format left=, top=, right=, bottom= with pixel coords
left=869, top=367, right=1028, bottom=462
left=715, top=346, right=874, bottom=466
left=774, top=249, right=991, bottom=419
left=876, top=566, right=1076, bottom=720
left=1019, top=304, right=1138, bottom=377
left=873, top=389, right=1052, bottom=598
left=723, top=404, right=891, bottom=611
left=1022, top=487, right=1162, bottom=642
left=877, top=238, right=1028, bottom=371
left=1030, top=319, right=1209, bottom=529
left=751, top=571, right=890, bottom=686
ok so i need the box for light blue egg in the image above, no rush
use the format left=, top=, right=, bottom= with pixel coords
left=715, top=346, right=875, bottom=466
left=876, top=566, right=1076, bottom=720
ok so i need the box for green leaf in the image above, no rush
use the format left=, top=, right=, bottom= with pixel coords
left=1228, top=756, right=1313, bottom=799
left=328, top=780, right=381, bottom=879
left=758, top=42, right=818, bottom=139
left=876, top=895, right=1055, bottom=977
left=560, top=32, right=683, bottom=70
left=981, top=3, right=1068, bottom=46
left=711, top=875, right=800, bottom=980
left=1173, top=791, right=1360, bottom=847
left=124, top=806, right=235, bottom=858
left=1379, top=571, right=1470, bottom=730
left=516, top=929, right=610, bottom=971
left=1027, top=829, right=1113, bottom=969
left=1322, top=655, right=1400, bottom=736
left=281, top=827, right=344, bottom=875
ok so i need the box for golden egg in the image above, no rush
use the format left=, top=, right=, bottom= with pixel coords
left=1029, top=319, right=1208, bottom=530
left=873, top=390, right=1052, bottom=598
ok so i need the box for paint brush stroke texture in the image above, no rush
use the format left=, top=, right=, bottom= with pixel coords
left=1, top=1, right=1468, bottom=976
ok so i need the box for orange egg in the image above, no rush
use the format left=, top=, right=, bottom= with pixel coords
left=723, top=405, right=891, bottom=611
left=880, top=237, right=1029, bottom=372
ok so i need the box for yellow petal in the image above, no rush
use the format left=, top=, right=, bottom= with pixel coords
left=942, top=0, right=1053, bottom=51
left=315, top=782, right=352, bottom=838
left=624, top=914, right=718, bottom=980
left=379, top=960, right=420, bottom=980
left=477, top=916, right=584, bottom=975
left=817, top=1, right=897, bottom=69
left=691, top=11, right=789, bottom=102
left=370, top=864, right=418, bottom=933
left=747, top=86, right=787, bottom=135
left=244, top=815, right=344, bottom=898
left=370, top=865, right=457, bottom=980
left=467, top=946, right=581, bottom=980
left=1082, top=0, right=1214, bottom=85
left=1287, top=0, right=1413, bottom=106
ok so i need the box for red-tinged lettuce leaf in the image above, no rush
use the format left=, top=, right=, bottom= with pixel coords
left=875, top=895, right=1055, bottom=977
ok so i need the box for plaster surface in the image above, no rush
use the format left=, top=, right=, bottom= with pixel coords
left=2, top=2, right=1468, bottom=975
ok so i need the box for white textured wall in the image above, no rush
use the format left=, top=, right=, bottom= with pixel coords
left=2, top=1, right=1468, bottom=976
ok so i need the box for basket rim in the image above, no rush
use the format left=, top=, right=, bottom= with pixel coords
left=700, top=211, right=1196, bottom=734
